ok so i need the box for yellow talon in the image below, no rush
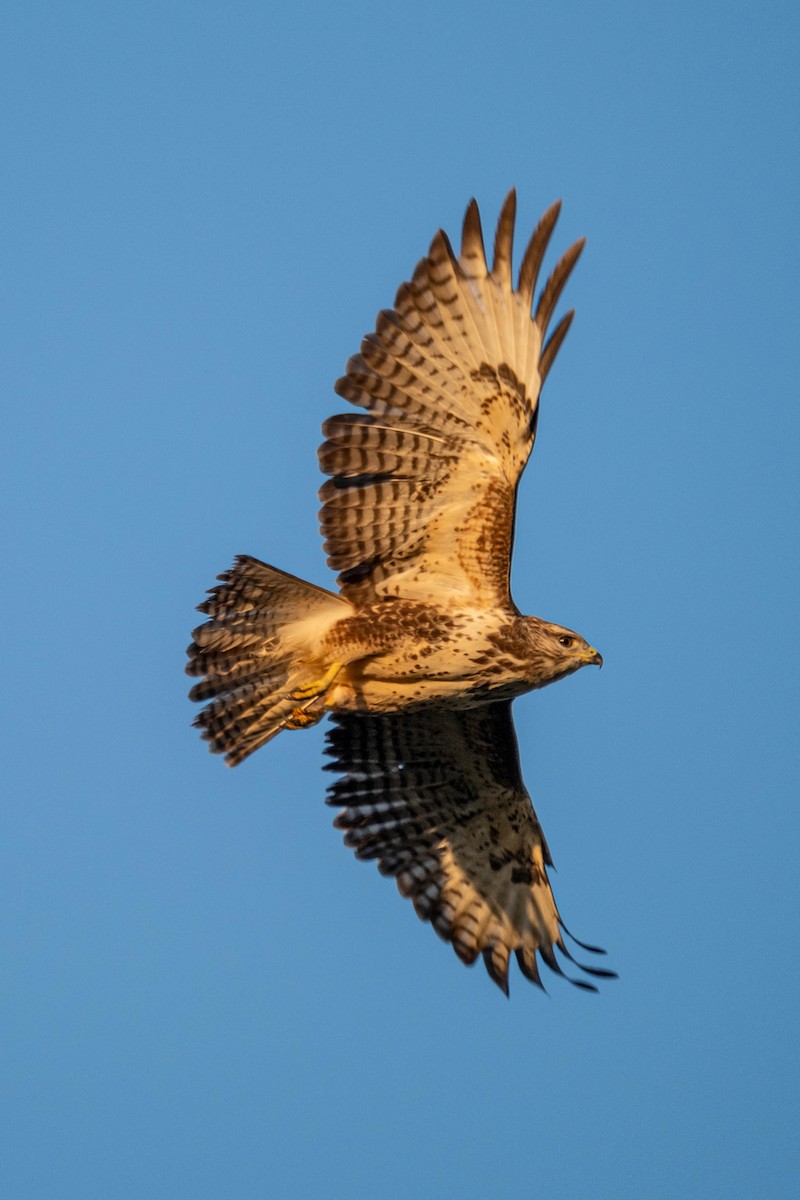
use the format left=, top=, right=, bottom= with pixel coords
left=283, top=661, right=343, bottom=732
left=291, top=661, right=343, bottom=701
left=286, top=707, right=323, bottom=730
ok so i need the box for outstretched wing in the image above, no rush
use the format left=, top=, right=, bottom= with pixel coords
left=318, top=191, right=584, bottom=608
left=325, top=702, right=613, bottom=994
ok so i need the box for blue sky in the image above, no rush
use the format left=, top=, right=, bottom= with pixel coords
left=3, top=2, right=799, bottom=1196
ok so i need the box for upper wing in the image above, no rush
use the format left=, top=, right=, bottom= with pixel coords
left=325, top=701, right=613, bottom=995
left=318, top=191, right=584, bottom=607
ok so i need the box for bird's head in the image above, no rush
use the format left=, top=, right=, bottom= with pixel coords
left=523, top=618, right=603, bottom=687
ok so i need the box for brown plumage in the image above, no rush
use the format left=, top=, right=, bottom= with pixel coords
left=187, top=191, right=613, bottom=995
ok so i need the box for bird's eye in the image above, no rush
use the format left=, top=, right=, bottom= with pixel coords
left=558, top=635, right=574, bottom=648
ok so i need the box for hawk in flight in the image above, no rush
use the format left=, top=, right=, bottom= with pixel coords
left=188, top=191, right=614, bottom=995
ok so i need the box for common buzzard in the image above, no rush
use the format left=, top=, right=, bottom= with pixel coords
left=188, top=191, right=614, bottom=995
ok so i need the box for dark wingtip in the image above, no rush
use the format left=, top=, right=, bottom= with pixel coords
left=582, top=966, right=619, bottom=980
left=518, top=199, right=562, bottom=303
left=482, top=947, right=510, bottom=996
left=558, top=938, right=618, bottom=981
left=539, top=309, right=575, bottom=386
left=460, top=197, right=487, bottom=274
left=534, top=237, right=586, bottom=339
left=428, top=226, right=459, bottom=269
left=492, top=189, right=517, bottom=284
left=568, top=978, right=600, bottom=993
left=560, top=922, right=610, bottom=956
left=539, top=941, right=606, bottom=992
left=515, top=947, right=547, bottom=992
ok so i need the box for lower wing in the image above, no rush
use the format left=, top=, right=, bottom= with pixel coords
left=324, top=701, right=614, bottom=995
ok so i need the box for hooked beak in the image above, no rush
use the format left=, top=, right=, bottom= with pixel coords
left=582, top=646, right=603, bottom=668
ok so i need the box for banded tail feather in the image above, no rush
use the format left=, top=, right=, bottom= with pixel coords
left=187, top=556, right=349, bottom=766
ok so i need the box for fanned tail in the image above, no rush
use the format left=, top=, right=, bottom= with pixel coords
left=187, top=556, right=350, bottom=766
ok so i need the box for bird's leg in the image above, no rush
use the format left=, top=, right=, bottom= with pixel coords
left=285, top=661, right=343, bottom=730
left=291, top=660, right=343, bottom=701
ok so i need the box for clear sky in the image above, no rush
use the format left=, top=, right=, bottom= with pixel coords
left=3, top=2, right=799, bottom=1197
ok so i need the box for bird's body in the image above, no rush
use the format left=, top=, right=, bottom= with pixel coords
left=188, top=192, right=613, bottom=994
left=318, top=601, right=600, bottom=714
